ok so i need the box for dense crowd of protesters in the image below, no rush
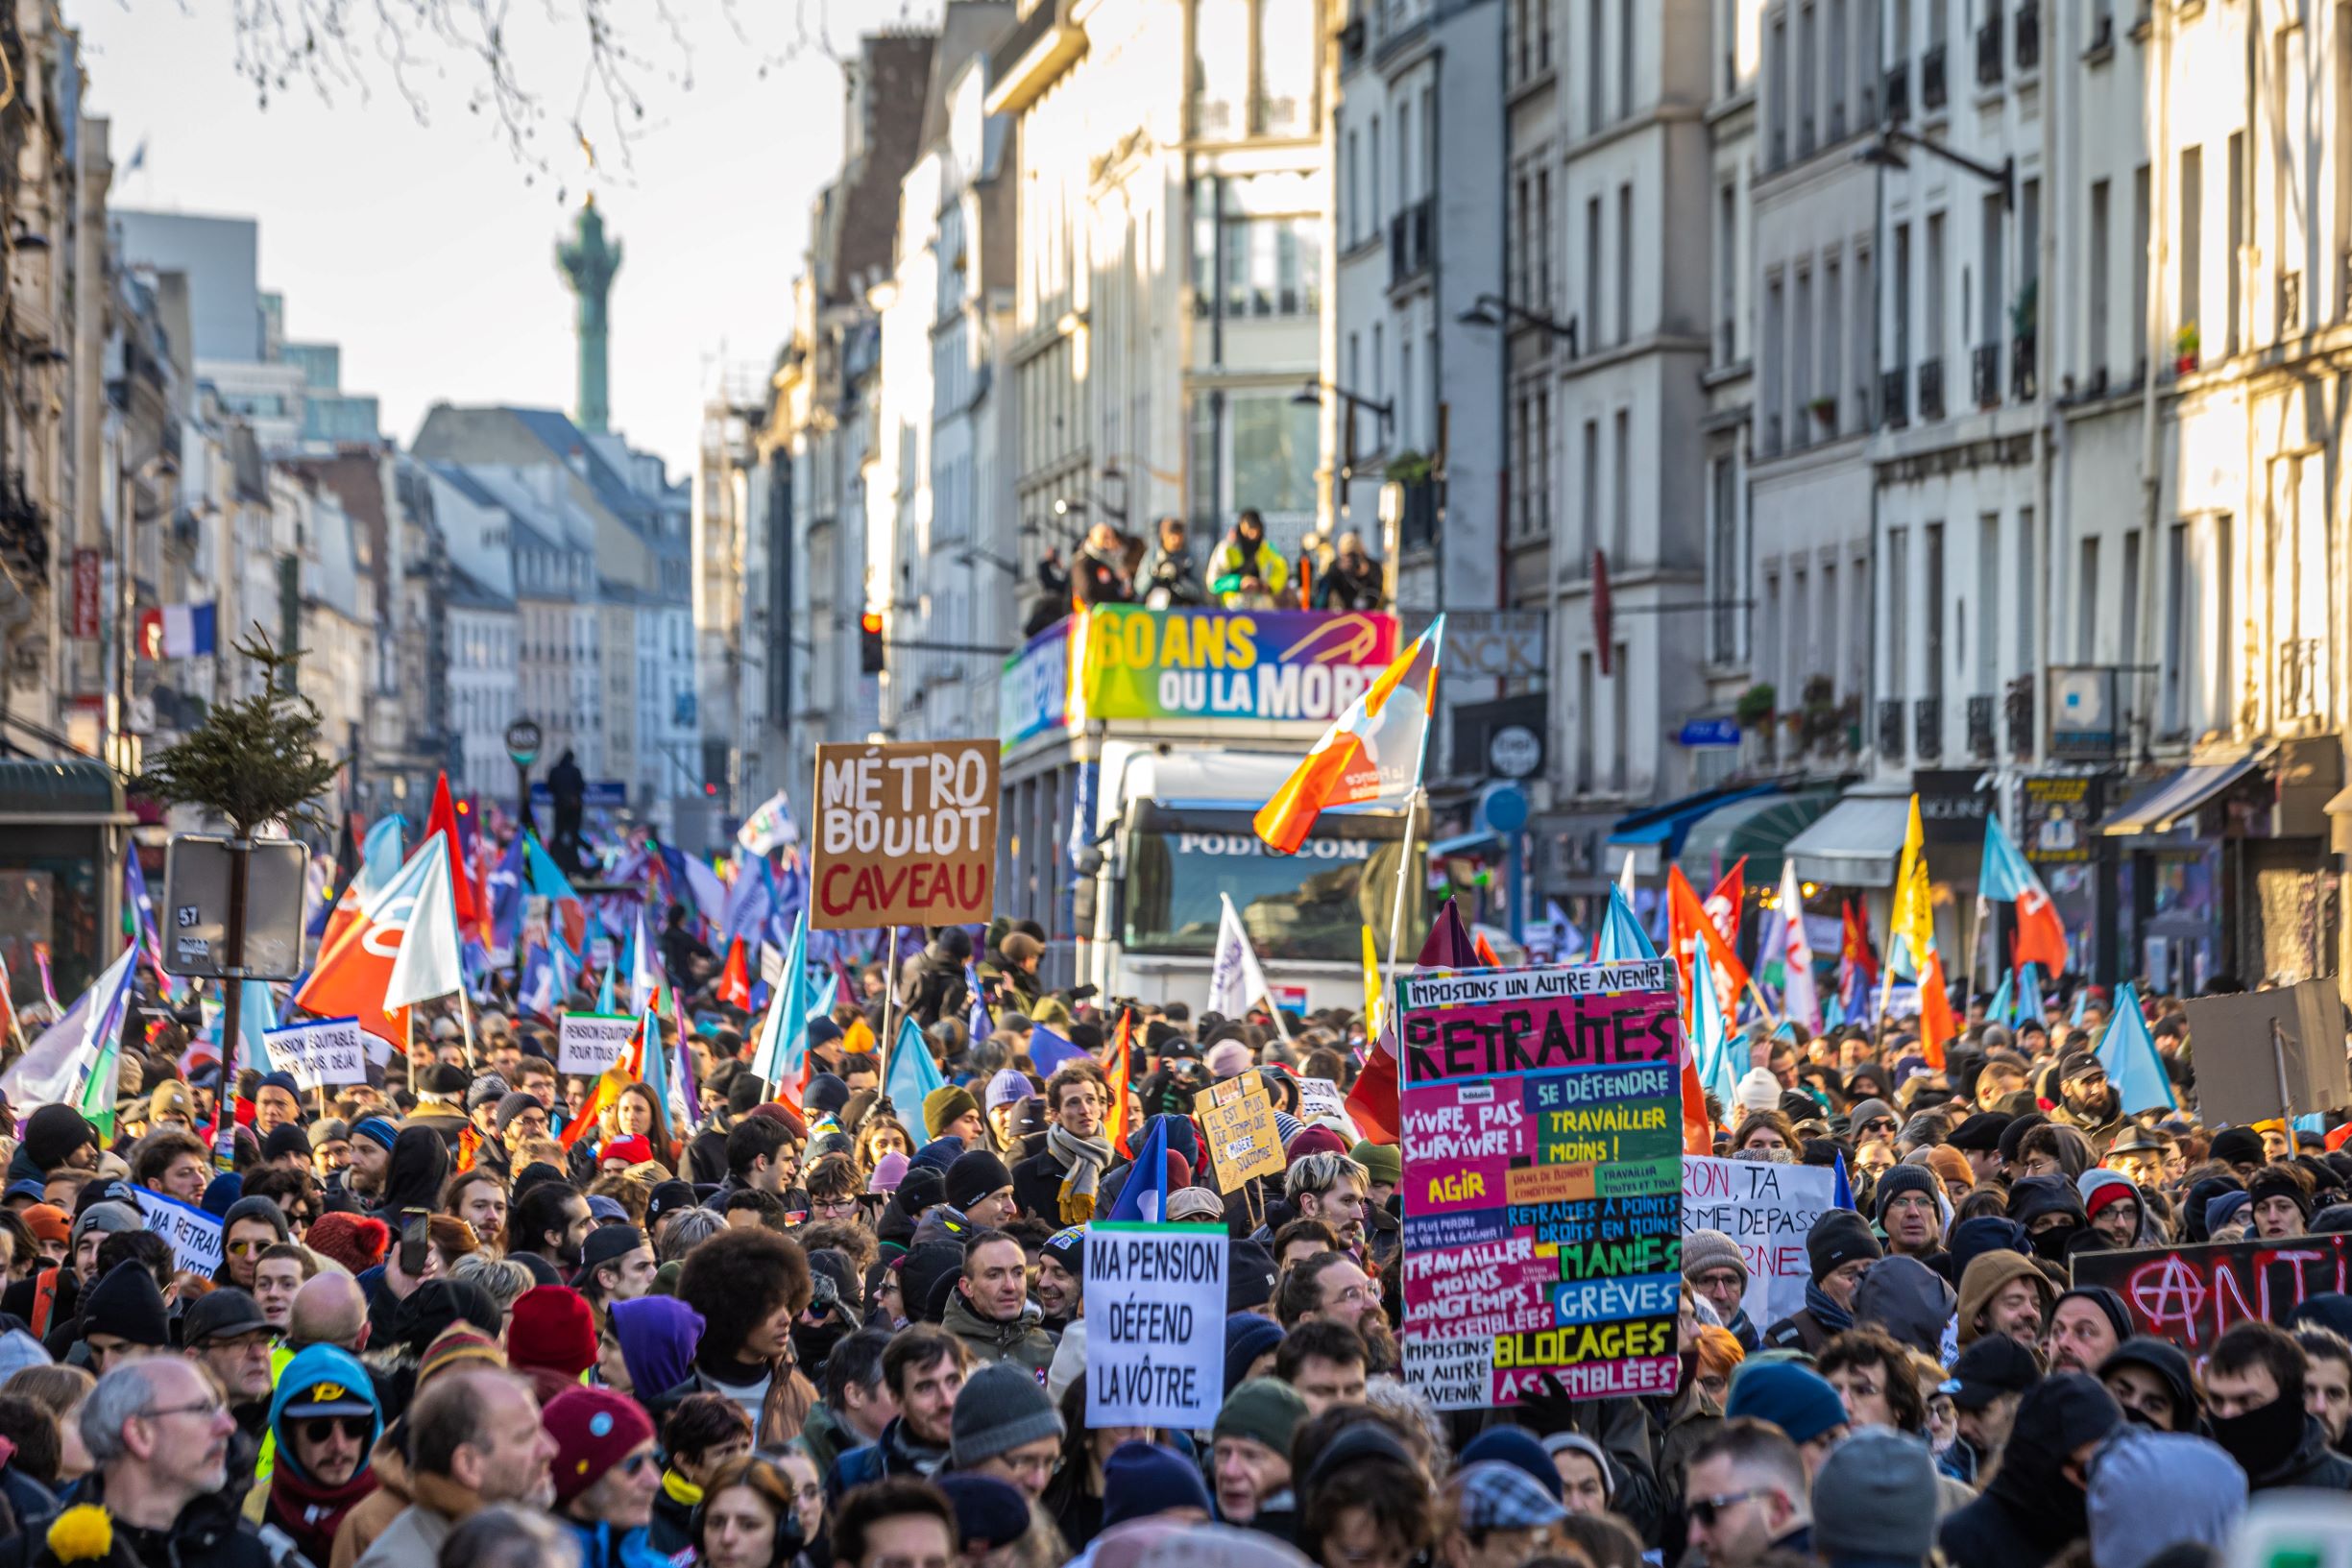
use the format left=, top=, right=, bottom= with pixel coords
left=0, top=919, right=2339, bottom=1568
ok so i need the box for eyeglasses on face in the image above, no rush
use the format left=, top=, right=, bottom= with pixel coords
left=1688, top=1488, right=1767, bottom=1528
left=143, top=1399, right=227, bottom=1424
left=298, top=1415, right=372, bottom=1444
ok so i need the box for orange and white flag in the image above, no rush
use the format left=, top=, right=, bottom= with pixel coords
left=1253, top=617, right=1443, bottom=855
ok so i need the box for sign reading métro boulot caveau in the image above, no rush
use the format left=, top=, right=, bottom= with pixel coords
left=810, top=739, right=999, bottom=930
left=1397, top=958, right=1685, bottom=1411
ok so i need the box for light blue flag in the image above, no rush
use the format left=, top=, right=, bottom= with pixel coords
left=2014, top=962, right=2046, bottom=1027
left=361, top=815, right=406, bottom=893
left=596, top=958, right=616, bottom=1014
left=2094, top=980, right=2178, bottom=1114
left=887, top=1013, right=949, bottom=1135
left=1595, top=884, right=1659, bottom=962
left=1987, top=971, right=2014, bottom=1026
left=752, top=912, right=810, bottom=1087
left=2071, top=985, right=2090, bottom=1028
left=1105, top=1115, right=1171, bottom=1223
left=237, top=979, right=278, bottom=1061
left=639, top=1004, right=670, bottom=1123
left=806, top=973, right=839, bottom=1030
left=1692, top=941, right=1741, bottom=1107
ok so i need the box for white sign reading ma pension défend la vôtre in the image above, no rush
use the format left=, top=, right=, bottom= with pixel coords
left=260, top=1016, right=369, bottom=1091
left=1084, top=1222, right=1227, bottom=1430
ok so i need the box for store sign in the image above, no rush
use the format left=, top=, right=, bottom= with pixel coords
left=1679, top=718, right=1741, bottom=748
left=1915, top=768, right=1994, bottom=846
left=2019, top=775, right=2102, bottom=864
left=2049, top=666, right=2122, bottom=759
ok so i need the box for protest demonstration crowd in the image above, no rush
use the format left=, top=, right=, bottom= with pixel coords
left=0, top=623, right=2345, bottom=1568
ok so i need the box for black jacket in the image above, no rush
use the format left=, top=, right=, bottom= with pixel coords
left=1759, top=1307, right=1835, bottom=1356
left=1012, top=1147, right=1077, bottom=1225
left=1937, top=1411, right=2096, bottom=1568
left=0, top=1471, right=297, bottom=1568
left=2245, top=1413, right=2352, bottom=1492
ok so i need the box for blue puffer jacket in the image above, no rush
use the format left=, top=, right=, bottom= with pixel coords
left=562, top=1516, right=672, bottom=1568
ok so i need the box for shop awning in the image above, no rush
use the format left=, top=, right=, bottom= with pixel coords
left=2101, top=749, right=2266, bottom=836
left=1675, top=786, right=1846, bottom=888
left=1605, top=783, right=1782, bottom=876
left=1783, top=789, right=1915, bottom=887
left=0, top=760, right=128, bottom=824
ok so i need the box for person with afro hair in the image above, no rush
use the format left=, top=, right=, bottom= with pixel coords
left=660, top=1226, right=816, bottom=1449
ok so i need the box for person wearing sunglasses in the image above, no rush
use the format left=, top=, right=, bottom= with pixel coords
left=545, top=1385, right=668, bottom=1568
left=1681, top=1418, right=1814, bottom=1567
left=263, top=1341, right=384, bottom=1567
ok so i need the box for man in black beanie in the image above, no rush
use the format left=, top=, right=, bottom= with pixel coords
left=1937, top=1373, right=2121, bottom=1568
left=1764, top=1209, right=1882, bottom=1354
left=2210, top=1125, right=2266, bottom=1177
left=944, top=1150, right=1016, bottom=1227
left=2248, top=1162, right=2315, bottom=1239
left=79, top=1257, right=172, bottom=1374
left=1874, top=1165, right=1945, bottom=1263
left=7, top=1104, right=98, bottom=1186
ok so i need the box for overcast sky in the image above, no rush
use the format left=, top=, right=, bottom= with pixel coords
left=72, top=0, right=928, bottom=475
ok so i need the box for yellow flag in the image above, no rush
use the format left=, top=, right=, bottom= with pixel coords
left=1360, top=924, right=1382, bottom=1035
left=1890, top=794, right=1935, bottom=965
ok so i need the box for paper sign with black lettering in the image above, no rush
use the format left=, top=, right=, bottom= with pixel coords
left=133, top=1187, right=224, bottom=1279
left=260, top=1016, right=368, bottom=1091
left=1084, top=1222, right=1227, bottom=1428
left=558, top=1012, right=639, bottom=1076
left=1297, top=1075, right=1356, bottom=1134
left=812, top=739, right=999, bottom=929
left=1682, top=1156, right=1838, bottom=1331
left=1195, top=1075, right=1285, bottom=1193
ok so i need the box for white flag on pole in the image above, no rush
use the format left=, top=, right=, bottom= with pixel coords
left=0, top=941, right=140, bottom=1105
left=382, top=832, right=467, bottom=1009
left=1207, top=894, right=1276, bottom=1021
left=1779, top=860, right=1823, bottom=1032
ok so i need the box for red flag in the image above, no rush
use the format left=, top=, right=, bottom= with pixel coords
left=1668, top=868, right=1750, bottom=1024
left=1840, top=899, right=1880, bottom=987
left=716, top=939, right=751, bottom=1010
left=1917, top=948, right=1956, bottom=1070
left=455, top=1123, right=480, bottom=1173
left=2011, top=884, right=2069, bottom=973
left=1346, top=1031, right=1400, bottom=1145
left=426, top=774, right=482, bottom=929
left=1682, top=1035, right=1714, bottom=1155
left=1472, top=931, right=1502, bottom=970
left=1103, top=1009, right=1136, bottom=1157
left=1704, top=856, right=1748, bottom=953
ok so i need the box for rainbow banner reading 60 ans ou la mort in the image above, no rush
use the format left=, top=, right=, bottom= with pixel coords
left=998, top=606, right=1400, bottom=746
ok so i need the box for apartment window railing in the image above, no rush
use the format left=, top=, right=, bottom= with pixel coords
left=1880, top=368, right=1909, bottom=428
left=1883, top=61, right=1909, bottom=121
left=1972, top=344, right=2000, bottom=408
left=1918, top=355, right=1947, bottom=420
left=1922, top=42, right=1949, bottom=109
left=1966, top=694, right=1996, bottom=758
left=1976, top=15, right=2004, bottom=84
left=1878, top=699, right=1907, bottom=760
left=2015, top=0, right=2041, bottom=69
left=2011, top=330, right=2038, bottom=399
left=1914, top=696, right=1943, bottom=760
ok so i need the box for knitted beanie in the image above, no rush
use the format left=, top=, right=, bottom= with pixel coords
left=305, top=1212, right=391, bottom=1274
left=945, top=1150, right=1015, bottom=1214
left=1806, top=1209, right=1883, bottom=1283
left=1213, top=1378, right=1309, bottom=1458
left=418, top=1324, right=507, bottom=1387
left=1681, top=1228, right=1749, bottom=1288
left=1724, top=1361, right=1849, bottom=1445
left=1350, top=1140, right=1401, bottom=1189
left=1101, top=1440, right=1215, bottom=1529
left=1872, top=1163, right=1941, bottom=1225
left=1813, top=1430, right=1940, bottom=1563
left=949, top=1362, right=1066, bottom=1469
left=1734, top=1068, right=1781, bottom=1114
left=508, top=1285, right=598, bottom=1378
left=542, top=1386, right=655, bottom=1507
left=923, top=1085, right=980, bottom=1141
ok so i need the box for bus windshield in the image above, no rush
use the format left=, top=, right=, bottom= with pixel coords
left=1120, top=815, right=1426, bottom=963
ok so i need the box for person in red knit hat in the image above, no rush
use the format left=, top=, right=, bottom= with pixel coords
left=543, top=1386, right=665, bottom=1568
left=508, top=1284, right=598, bottom=1388
left=306, top=1212, right=392, bottom=1276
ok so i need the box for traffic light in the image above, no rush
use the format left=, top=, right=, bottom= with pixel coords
left=860, top=611, right=885, bottom=675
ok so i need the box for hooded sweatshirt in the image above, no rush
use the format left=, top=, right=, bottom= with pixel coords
left=2088, top=1429, right=2248, bottom=1568
left=265, top=1343, right=385, bottom=1568
left=1936, top=1373, right=2121, bottom=1568
left=1955, top=1248, right=2052, bottom=1348
left=1851, top=1255, right=1956, bottom=1358
left=611, top=1295, right=704, bottom=1400
left=374, top=1125, right=452, bottom=1220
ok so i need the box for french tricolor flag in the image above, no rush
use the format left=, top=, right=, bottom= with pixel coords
left=157, top=603, right=217, bottom=658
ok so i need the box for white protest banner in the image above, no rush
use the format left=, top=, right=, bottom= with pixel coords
left=132, top=1187, right=224, bottom=1279
left=1682, top=1155, right=1839, bottom=1331
left=558, top=1012, right=639, bottom=1076
left=260, top=1016, right=368, bottom=1090
left=1296, top=1076, right=1357, bottom=1134
left=1084, top=1222, right=1227, bottom=1428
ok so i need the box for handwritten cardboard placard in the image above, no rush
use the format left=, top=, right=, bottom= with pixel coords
left=557, top=1012, right=639, bottom=1076
left=1297, top=1075, right=1357, bottom=1134
left=260, top=1016, right=370, bottom=1091
left=1196, top=1075, right=1285, bottom=1194
left=1683, top=1156, right=1838, bottom=1332
left=133, top=1187, right=224, bottom=1278
left=812, top=739, right=999, bottom=930
left=1397, top=960, right=1685, bottom=1410
left=1084, top=1222, right=1227, bottom=1428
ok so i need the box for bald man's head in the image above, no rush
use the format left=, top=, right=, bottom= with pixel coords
left=289, top=1269, right=370, bottom=1351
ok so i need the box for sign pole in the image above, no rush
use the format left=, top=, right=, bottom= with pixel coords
left=505, top=718, right=543, bottom=1006
left=1382, top=789, right=1425, bottom=992
left=2271, top=1018, right=2296, bottom=1122
left=211, top=839, right=249, bottom=1172
left=877, top=926, right=902, bottom=1087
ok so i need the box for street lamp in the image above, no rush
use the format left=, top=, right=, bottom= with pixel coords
left=1855, top=127, right=2014, bottom=207
left=1292, top=378, right=1395, bottom=444
left=958, top=547, right=1023, bottom=578
left=1456, top=293, right=1581, bottom=354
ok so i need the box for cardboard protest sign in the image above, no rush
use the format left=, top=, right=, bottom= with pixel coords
left=1397, top=958, right=1685, bottom=1409
left=1084, top=1222, right=1227, bottom=1428
left=1684, top=1156, right=1838, bottom=1332
left=260, top=1017, right=369, bottom=1091
left=558, top=1013, right=639, bottom=1076
left=133, top=1188, right=224, bottom=1278
left=2072, top=1236, right=2352, bottom=1353
left=812, top=740, right=999, bottom=930
left=2182, top=980, right=2351, bottom=1125
left=1196, top=1075, right=1285, bottom=1193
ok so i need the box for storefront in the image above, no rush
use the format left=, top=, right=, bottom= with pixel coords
left=0, top=760, right=131, bottom=1010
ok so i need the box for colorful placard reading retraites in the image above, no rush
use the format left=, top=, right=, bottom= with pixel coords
left=1396, top=958, right=1686, bottom=1410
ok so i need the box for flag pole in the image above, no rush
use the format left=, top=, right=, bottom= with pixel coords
left=1382, top=788, right=1425, bottom=994
left=455, top=987, right=478, bottom=1072
left=877, top=926, right=902, bottom=1088
left=1964, top=896, right=1985, bottom=1016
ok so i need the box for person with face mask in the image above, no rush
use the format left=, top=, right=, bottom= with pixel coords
left=2006, top=1174, right=2088, bottom=1260
left=1936, top=1373, right=2123, bottom=1568
left=2203, top=1320, right=2352, bottom=1491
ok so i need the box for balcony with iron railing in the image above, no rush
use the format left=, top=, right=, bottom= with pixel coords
left=1915, top=696, right=1943, bottom=760
left=2015, top=0, right=2040, bottom=69
left=1972, top=344, right=2000, bottom=407
left=1883, top=60, right=1909, bottom=121
left=1922, top=42, right=1949, bottom=109
left=2281, top=638, right=2325, bottom=720
left=2005, top=674, right=2035, bottom=758
left=1967, top=694, right=1996, bottom=758
left=2011, top=330, right=2038, bottom=399
left=1879, top=698, right=1907, bottom=760
left=1880, top=367, right=1908, bottom=428
left=1918, top=355, right=1947, bottom=420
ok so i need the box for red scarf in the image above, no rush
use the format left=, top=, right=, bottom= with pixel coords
left=267, top=1462, right=380, bottom=1565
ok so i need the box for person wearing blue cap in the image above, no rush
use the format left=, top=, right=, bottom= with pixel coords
left=1722, top=1361, right=1851, bottom=1480
left=264, top=1342, right=385, bottom=1565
